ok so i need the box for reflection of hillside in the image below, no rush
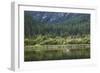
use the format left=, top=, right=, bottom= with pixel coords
left=24, top=44, right=90, bottom=61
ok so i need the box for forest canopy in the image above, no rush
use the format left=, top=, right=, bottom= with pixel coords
left=24, top=11, right=90, bottom=38
left=24, top=11, right=90, bottom=61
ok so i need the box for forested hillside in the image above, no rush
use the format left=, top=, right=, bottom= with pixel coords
left=24, top=11, right=90, bottom=37
left=24, top=11, right=90, bottom=61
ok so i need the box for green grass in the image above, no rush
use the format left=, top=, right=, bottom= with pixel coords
left=24, top=35, right=90, bottom=45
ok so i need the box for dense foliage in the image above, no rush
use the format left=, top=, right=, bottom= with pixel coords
left=24, top=12, right=90, bottom=38
left=24, top=11, right=90, bottom=61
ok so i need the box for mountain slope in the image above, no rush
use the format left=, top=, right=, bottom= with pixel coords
left=24, top=11, right=90, bottom=37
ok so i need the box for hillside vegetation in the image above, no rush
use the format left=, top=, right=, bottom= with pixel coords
left=24, top=11, right=90, bottom=61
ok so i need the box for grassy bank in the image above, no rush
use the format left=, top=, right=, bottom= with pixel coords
left=24, top=35, right=90, bottom=61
